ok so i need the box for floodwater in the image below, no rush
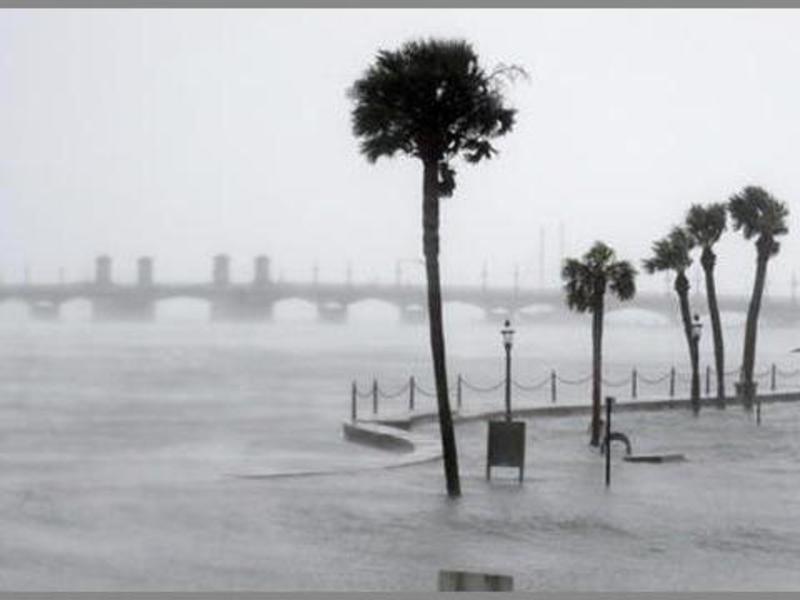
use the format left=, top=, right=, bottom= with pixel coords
left=0, top=301, right=799, bottom=590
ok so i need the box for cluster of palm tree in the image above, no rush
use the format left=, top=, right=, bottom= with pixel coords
left=349, top=37, right=790, bottom=495
left=561, top=188, right=790, bottom=446
left=644, top=187, right=790, bottom=414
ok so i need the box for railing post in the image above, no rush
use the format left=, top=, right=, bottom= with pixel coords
left=372, top=378, right=378, bottom=415
left=409, top=375, right=415, bottom=411
left=631, top=368, right=637, bottom=399
left=550, top=369, right=557, bottom=404
left=705, top=365, right=711, bottom=396
left=457, top=374, right=463, bottom=411
left=771, top=363, right=777, bottom=391
left=669, top=367, right=676, bottom=398
left=351, top=380, right=357, bottom=422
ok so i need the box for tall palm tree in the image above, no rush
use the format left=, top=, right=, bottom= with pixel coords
left=562, top=242, right=636, bottom=447
left=349, top=39, right=520, bottom=497
left=643, top=227, right=701, bottom=413
left=728, top=186, right=790, bottom=409
left=685, top=203, right=727, bottom=407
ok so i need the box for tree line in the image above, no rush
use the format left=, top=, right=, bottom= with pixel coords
left=565, top=190, right=789, bottom=448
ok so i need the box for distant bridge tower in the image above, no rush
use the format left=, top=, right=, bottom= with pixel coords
left=95, top=255, right=112, bottom=286
left=213, top=254, right=230, bottom=287
left=92, top=255, right=154, bottom=321
left=254, top=255, right=271, bottom=286
left=346, top=261, right=353, bottom=287
left=312, top=262, right=319, bottom=286
left=137, top=256, right=153, bottom=287
left=481, top=261, right=488, bottom=293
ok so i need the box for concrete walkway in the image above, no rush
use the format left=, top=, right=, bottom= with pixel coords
left=343, top=389, right=800, bottom=465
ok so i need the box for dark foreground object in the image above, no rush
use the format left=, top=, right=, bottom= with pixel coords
left=486, top=420, right=526, bottom=482
left=438, top=570, right=513, bottom=591
left=624, top=453, right=687, bottom=463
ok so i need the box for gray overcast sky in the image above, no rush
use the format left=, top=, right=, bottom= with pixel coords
left=1, top=9, right=798, bottom=295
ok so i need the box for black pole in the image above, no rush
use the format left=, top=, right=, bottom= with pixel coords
left=605, top=396, right=613, bottom=487
left=669, top=367, right=676, bottom=398
left=505, top=344, right=512, bottom=422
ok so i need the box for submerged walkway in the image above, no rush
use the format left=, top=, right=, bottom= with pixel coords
left=343, top=388, right=800, bottom=465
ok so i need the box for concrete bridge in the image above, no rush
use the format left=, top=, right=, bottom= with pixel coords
left=1, top=255, right=798, bottom=324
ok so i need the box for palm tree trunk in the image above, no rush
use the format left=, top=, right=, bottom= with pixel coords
left=740, top=250, right=769, bottom=410
left=590, top=298, right=604, bottom=447
left=675, top=272, right=699, bottom=413
left=422, top=159, right=460, bottom=497
left=701, top=248, right=725, bottom=407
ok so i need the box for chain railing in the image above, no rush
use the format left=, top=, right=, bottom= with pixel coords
left=348, top=362, right=800, bottom=421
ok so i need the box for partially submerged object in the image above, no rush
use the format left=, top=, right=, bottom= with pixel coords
left=624, top=453, right=687, bottom=463
left=438, top=570, right=513, bottom=591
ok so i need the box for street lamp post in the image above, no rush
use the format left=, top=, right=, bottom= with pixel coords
left=502, top=319, right=515, bottom=422
left=487, top=319, right=525, bottom=483
left=690, top=313, right=703, bottom=414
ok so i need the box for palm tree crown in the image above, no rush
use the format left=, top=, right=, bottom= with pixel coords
left=686, top=203, right=727, bottom=249
left=642, top=227, right=694, bottom=276
left=563, top=241, right=636, bottom=312
left=349, top=38, right=520, bottom=195
left=728, top=186, right=789, bottom=257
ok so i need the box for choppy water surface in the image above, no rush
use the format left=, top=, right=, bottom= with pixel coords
left=0, top=304, right=799, bottom=589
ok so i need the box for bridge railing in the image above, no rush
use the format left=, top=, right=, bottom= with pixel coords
left=349, top=363, right=800, bottom=421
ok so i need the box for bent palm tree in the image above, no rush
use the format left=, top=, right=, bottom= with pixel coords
left=350, top=39, right=520, bottom=497
left=685, top=203, right=727, bottom=406
left=562, top=241, right=636, bottom=447
left=728, top=186, right=789, bottom=409
left=643, top=227, right=701, bottom=413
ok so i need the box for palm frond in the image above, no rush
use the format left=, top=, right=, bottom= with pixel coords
left=643, top=227, right=693, bottom=274
left=685, top=203, right=727, bottom=248
left=562, top=241, right=637, bottom=312
left=608, top=260, right=637, bottom=301
left=349, top=38, right=520, bottom=190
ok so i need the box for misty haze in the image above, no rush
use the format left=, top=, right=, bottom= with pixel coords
left=1, top=7, right=800, bottom=592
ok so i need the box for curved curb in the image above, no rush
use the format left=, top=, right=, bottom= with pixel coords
left=341, top=420, right=442, bottom=467
left=230, top=420, right=442, bottom=481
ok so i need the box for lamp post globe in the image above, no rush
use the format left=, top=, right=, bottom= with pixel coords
left=691, top=313, right=703, bottom=343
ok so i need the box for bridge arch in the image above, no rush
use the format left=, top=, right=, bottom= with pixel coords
left=273, top=297, right=318, bottom=321
left=348, top=298, right=398, bottom=322
left=442, top=300, right=485, bottom=322
left=155, top=296, right=211, bottom=321
left=60, top=297, right=93, bottom=321
left=605, top=307, right=670, bottom=327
